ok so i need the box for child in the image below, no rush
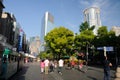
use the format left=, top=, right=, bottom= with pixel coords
left=71, top=60, right=75, bottom=69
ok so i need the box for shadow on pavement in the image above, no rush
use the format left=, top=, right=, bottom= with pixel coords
left=9, top=65, right=29, bottom=80
left=87, top=76, right=98, bottom=80
left=88, top=66, right=103, bottom=73
left=89, top=64, right=116, bottom=70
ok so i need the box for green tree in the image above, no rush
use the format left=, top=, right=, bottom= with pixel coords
left=45, top=27, right=74, bottom=59
left=116, top=35, right=120, bottom=57
left=94, top=26, right=117, bottom=47
left=75, top=30, right=95, bottom=52
left=93, top=26, right=108, bottom=47
left=38, top=51, right=53, bottom=59
left=106, top=30, right=116, bottom=46
left=97, top=26, right=108, bottom=37
left=79, top=21, right=95, bottom=32
left=75, top=21, right=95, bottom=52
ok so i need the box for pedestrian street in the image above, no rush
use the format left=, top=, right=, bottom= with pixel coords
left=9, top=62, right=116, bottom=80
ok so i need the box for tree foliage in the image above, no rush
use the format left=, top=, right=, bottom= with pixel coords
left=93, top=26, right=117, bottom=47
left=79, top=21, right=95, bottom=32
left=97, top=26, right=108, bottom=37
left=75, top=21, right=95, bottom=52
left=75, top=30, right=95, bottom=51
left=44, top=27, right=74, bottom=59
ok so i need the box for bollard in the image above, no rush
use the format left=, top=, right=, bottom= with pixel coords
left=115, top=78, right=120, bottom=80
left=115, top=67, right=120, bottom=79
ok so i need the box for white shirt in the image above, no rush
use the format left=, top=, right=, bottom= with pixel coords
left=58, top=59, right=64, bottom=67
left=44, top=59, right=49, bottom=67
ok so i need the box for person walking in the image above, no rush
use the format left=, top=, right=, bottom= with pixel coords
left=103, top=56, right=112, bottom=80
left=54, top=60, right=58, bottom=69
left=58, top=59, right=64, bottom=75
left=53, top=60, right=58, bottom=72
left=44, top=58, right=49, bottom=74
left=40, top=59, right=45, bottom=73
left=49, top=60, right=54, bottom=72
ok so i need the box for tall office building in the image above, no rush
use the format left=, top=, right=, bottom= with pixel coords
left=40, top=11, right=55, bottom=51
left=83, top=7, right=101, bottom=35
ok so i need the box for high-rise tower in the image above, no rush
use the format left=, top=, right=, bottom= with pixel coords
left=83, top=7, right=101, bottom=35
left=40, top=11, right=55, bottom=51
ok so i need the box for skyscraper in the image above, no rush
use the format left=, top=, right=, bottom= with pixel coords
left=40, top=11, right=55, bottom=51
left=83, top=7, right=101, bottom=35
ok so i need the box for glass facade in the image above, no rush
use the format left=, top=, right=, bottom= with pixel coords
left=46, top=20, right=55, bottom=33
left=40, top=12, right=55, bottom=51
left=84, top=7, right=101, bottom=35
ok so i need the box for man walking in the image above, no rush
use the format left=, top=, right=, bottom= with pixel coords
left=103, top=56, right=112, bottom=80
left=44, top=58, right=49, bottom=74
left=58, top=59, right=64, bottom=75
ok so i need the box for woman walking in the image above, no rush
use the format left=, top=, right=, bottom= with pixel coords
left=40, top=59, right=45, bottom=73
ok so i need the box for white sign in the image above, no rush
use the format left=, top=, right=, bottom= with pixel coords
left=97, top=47, right=103, bottom=50
left=97, top=46, right=114, bottom=51
left=106, top=47, right=114, bottom=51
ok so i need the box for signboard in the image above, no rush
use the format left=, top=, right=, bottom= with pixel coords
left=3, top=48, right=11, bottom=55
left=97, top=46, right=114, bottom=51
left=97, top=47, right=103, bottom=50
left=106, top=47, right=114, bottom=51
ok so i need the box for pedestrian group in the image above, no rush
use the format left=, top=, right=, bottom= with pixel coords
left=40, top=55, right=113, bottom=80
left=40, top=58, right=64, bottom=75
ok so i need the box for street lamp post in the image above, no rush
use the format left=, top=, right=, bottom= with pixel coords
left=86, top=44, right=95, bottom=65
left=103, top=46, right=106, bottom=57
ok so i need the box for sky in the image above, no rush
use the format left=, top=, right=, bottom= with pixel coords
left=3, top=0, right=120, bottom=39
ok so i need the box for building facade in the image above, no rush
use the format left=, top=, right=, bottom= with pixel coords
left=13, top=22, right=20, bottom=50
left=0, top=0, right=5, bottom=45
left=0, top=1, right=29, bottom=54
left=0, top=0, right=4, bottom=18
left=83, top=7, right=101, bottom=35
left=111, top=26, right=120, bottom=36
left=29, top=36, right=40, bottom=56
left=1, top=12, right=15, bottom=46
left=40, top=11, right=55, bottom=51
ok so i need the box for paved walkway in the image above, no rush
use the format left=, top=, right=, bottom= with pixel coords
left=62, top=66, right=115, bottom=80
left=9, top=62, right=116, bottom=80
left=9, top=62, right=55, bottom=80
